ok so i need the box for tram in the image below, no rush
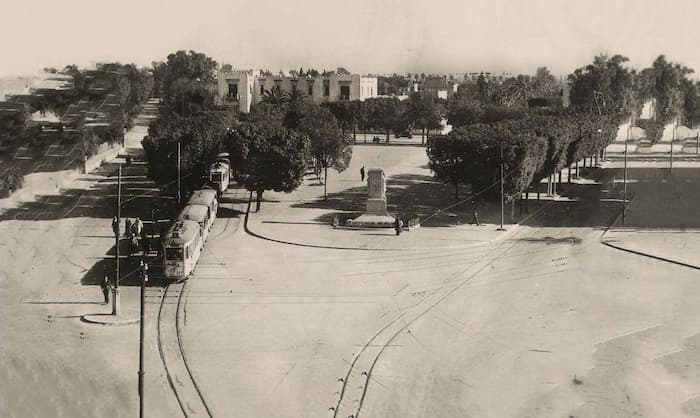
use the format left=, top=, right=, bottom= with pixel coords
left=187, top=189, right=218, bottom=224
left=208, top=152, right=231, bottom=196
left=177, top=204, right=212, bottom=242
left=162, top=220, right=203, bottom=280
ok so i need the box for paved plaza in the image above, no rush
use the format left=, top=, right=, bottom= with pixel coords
left=3, top=135, right=700, bottom=417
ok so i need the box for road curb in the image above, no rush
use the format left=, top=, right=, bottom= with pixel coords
left=244, top=198, right=519, bottom=252
left=81, top=313, right=140, bottom=326
left=600, top=239, right=700, bottom=271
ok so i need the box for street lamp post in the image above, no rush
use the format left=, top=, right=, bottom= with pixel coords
left=622, top=124, right=629, bottom=225
left=670, top=121, right=675, bottom=174
left=177, top=141, right=181, bottom=204
left=138, top=260, right=148, bottom=418
left=113, top=164, right=122, bottom=315
left=498, top=142, right=506, bottom=231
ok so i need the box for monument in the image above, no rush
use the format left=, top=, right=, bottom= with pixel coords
left=366, top=168, right=387, bottom=214
left=346, top=167, right=396, bottom=228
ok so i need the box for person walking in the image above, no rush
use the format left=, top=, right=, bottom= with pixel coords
left=141, top=229, right=150, bottom=255
left=125, top=218, right=132, bottom=238
left=469, top=201, right=480, bottom=226
left=394, top=216, right=402, bottom=236
left=111, top=216, right=119, bottom=238
left=100, top=268, right=111, bottom=305
left=360, top=166, right=365, bottom=182
left=132, top=217, right=143, bottom=237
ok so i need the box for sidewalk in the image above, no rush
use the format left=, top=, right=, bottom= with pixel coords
left=602, top=228, right=700, bottom=269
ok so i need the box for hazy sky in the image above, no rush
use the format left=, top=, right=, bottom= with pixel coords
left=3, top=0, right=700, bottom=78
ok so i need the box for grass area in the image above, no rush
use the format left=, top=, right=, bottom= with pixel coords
left=613, top=167, right=700, bottom=228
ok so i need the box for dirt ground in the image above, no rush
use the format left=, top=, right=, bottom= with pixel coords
left=3, top=139, right=700, bottom=417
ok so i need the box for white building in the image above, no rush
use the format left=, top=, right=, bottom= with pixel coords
left=217, top=70, right=378, bottom=113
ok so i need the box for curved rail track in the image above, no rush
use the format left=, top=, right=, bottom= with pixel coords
left=157, top=281, right=213, bottom=417
left=332, top=188, right=589, bottom=418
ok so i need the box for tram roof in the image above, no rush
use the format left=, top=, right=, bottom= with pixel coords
left=209, top=160, right=229, bottom=171
left=177, top=205, right=208, bottom=222
left=163, top=220, right=199, bottom=245
left=190, top=189, right=217, bottom=200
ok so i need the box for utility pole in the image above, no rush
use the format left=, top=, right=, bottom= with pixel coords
left=138, top=260, right=148, bottom=418
left=670, top=121, right=675, bottom=174
left=623, top=124, right=629, bottom=225
left=113, top=164, right=121, bottom=315
left=177, top=141, right=181, bottom=204
left=498, top=143, right=506, bottom=231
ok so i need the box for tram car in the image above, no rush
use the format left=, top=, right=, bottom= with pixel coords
left=187, top=189, right=218, bottom=224
left=162, top=220, right=203, bottom=280
left=177, top=204, right=212, bottom=242
left=208, top=153, right=231, bottom=196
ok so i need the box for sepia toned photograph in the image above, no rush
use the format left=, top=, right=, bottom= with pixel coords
left=2, top=1, right=700, bottom=417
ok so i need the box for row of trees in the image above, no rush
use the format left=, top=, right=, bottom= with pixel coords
left=427, top=112, right=618, bottom=204
left=568, top=54, right=700, bottom=141
left=1, top=63, right=153, bottom=193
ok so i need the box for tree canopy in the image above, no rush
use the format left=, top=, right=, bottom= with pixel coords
left=142, top=111, right=234, bottom=194
left=225, top=120, right=310, bottom=209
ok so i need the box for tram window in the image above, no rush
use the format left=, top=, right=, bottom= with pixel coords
left=166, top=247, right=183, bottom=259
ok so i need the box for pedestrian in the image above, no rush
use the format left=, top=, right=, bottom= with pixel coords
left=125, top=218, right=132, bottom=238
left=394, top=216, right=403, bottom=236
left=141, top=229, right=150, bottom=255
left=100, top=268, right=111, bottom=305
left=111, top=216, right=119, bottom=238
left=470, top=201, right=480, bottom=226
left=360, top=166, right=365, bottom=182
left=125, top=154, right=132, bottom=166
left=132, top=217, right=143, bottom=236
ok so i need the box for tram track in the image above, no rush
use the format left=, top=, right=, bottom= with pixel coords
left=332, top=221, right=580, bottom=417
left=157, top=281, right=213, bottom=417
left=331, top=237, right=519, bottom=418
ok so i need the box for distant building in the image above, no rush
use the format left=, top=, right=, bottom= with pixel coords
left=463, top=72, right=514, bottom=82
left=217, top=70, right=378, bottom=113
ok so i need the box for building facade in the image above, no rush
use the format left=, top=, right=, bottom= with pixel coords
left=217, top=70, right=378, bottom=113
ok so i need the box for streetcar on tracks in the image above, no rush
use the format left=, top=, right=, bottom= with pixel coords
left=208, top=152, right=231, bottom=196
left=187, top=189, right=218, bottom=224
left=162, top=220, right=203, bottom=280
left=177, top=204, right=212, bottom=242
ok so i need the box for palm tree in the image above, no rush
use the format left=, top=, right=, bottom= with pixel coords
left=286, top=85, right=305, bottom=105
left=261, top=85, right=287, bottom=105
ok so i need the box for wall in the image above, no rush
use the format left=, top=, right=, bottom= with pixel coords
left=0, top=142, right=123, bottom=211
left=217, top=70, right=255, bottom=113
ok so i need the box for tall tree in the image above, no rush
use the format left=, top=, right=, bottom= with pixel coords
left=530, top=67, right=560, bottom=98
left=225, top=121, right=310, bottom=210
left=568, top=54, right=638, bottom=118
left=297, top=104, right=353, bottom=199
left=157, top=50, right=218, bottom=115
left=408, top=93, right=442, bottom=144
left=142, top=111, right=234, bottom=195
left=645, top=55, right=691, bottom=123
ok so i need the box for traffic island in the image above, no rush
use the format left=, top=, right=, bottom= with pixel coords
left=81, top=310, right=140, bottom=326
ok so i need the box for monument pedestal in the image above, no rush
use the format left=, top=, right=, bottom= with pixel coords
left=366, top=198, right=387, bottom=214
left=346, top=167, right=396, bottom=228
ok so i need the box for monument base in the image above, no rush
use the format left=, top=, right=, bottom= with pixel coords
left=346, top=213, right=396, bottom=228
left=366, top=198, right=387, bottom=214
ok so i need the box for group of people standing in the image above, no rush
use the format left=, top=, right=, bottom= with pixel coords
left=110, top=216, right=151, bottom=256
